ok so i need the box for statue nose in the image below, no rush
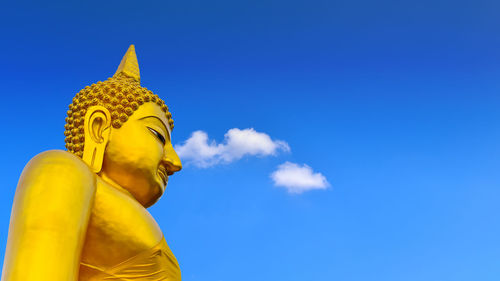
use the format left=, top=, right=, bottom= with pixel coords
left=162, top=142, right=182, bottom=174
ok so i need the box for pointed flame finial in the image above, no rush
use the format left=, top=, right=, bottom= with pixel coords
left=113, top=44, right=140, bottom=83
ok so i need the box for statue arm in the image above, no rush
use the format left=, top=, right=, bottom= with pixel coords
left=1, top=150, right=96, bottom=281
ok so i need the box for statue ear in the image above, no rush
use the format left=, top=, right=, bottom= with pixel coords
left=82, top=106, right=112, bottom=173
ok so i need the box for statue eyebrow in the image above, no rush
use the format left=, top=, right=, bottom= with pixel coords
left=139, top=116, right=170, bottom=140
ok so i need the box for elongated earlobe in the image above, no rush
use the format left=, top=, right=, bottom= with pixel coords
left=82, top=106, right=112, bottom=173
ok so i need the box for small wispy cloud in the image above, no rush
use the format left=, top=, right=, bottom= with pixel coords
left=271, top=162, right=329, bottom=194
left=175, top=128, right=290, bottom=168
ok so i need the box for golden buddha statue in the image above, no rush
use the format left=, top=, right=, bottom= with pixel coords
left=1, top=45, right=183, bottom=281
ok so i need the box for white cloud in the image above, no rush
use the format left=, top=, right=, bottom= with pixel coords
left=175, top=128, right=290, bottom=168
left=271, top=162, right=329, bottom=194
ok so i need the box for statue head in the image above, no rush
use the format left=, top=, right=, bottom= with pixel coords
left=64, top=45, right=182, bottom=207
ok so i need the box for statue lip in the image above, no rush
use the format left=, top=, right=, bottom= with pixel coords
left=158, top=166, right=168, bottom=186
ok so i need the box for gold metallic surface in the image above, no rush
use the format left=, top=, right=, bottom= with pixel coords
left=2, top=46, right=183, bottom=281
left=114, top=45, right=141, bottom=82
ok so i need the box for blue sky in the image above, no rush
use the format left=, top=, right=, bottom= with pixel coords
left=1, top=0, right=500, bottom=280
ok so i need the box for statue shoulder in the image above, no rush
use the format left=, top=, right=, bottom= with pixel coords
left=3, top=150, right=96, bottom=280
left=19, top=149, right=96, bottom=194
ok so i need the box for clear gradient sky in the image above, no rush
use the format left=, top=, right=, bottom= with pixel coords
left=1, top=0, right=500, bottom=280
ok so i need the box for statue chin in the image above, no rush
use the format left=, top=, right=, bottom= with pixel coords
left=97, top=170, right=163, bottom=208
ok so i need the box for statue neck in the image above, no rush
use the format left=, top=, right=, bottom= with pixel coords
left=97, top=173, right=136, bottom=202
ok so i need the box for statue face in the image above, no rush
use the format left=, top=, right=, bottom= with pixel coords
left=100, top=102, right=182, bottom=207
